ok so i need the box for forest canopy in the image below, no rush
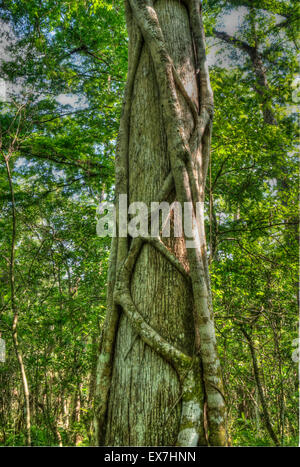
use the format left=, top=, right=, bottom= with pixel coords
left=0, top=0, right=298, bottom=447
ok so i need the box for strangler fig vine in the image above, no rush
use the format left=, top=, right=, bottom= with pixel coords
left=94, top=0, right=227, bottom=446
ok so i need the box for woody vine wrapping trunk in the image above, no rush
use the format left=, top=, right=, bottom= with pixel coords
left=94, top=0, right=227, bottom=446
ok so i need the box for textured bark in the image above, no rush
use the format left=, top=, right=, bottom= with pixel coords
left=94, top=0, right=226, bottom=446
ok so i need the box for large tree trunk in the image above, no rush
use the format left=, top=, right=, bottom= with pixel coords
left=94, top=0, right=226, bottom=446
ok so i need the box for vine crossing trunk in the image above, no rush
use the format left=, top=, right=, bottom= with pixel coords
left=94, top=0, right=227, bottom=446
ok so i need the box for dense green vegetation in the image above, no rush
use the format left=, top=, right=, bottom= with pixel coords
left=0, top=0, right=298, bottom=446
